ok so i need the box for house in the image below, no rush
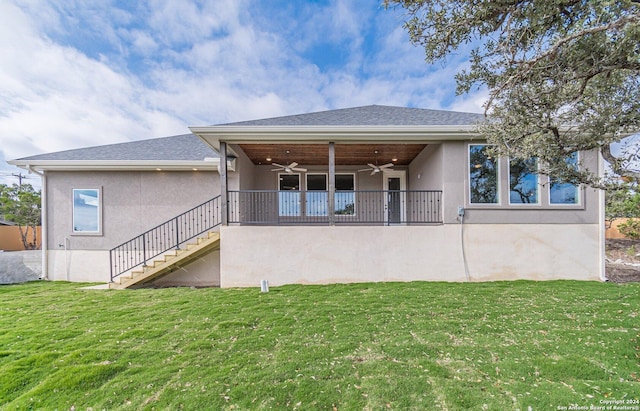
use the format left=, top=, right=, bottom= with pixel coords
left=8, top=105, right=605, bottom=288
left=0, top=217, right=16, bottom=226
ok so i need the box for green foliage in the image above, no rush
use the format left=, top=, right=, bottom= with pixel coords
left=385, top=0, right=640, bottom=187
left=619, top=218, right=640, bottom=239
left=0, top=183, right=41, bottom=249
left=0, top=281, right=638, bottom=409
left=606, top=189, right=640, bottom=220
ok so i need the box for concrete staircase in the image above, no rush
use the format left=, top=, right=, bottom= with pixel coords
left=109, top=231, right=220, bottom=289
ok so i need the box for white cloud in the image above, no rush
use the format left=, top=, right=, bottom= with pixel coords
left=0, top=0, right=483, bottom=168
left=0, top=1, right=188, bottom=159
left=147, top=0, right=243, bottom=47
left=449, top=89, right=489, bottom=114
left=127, top=29, right=159, bottom=56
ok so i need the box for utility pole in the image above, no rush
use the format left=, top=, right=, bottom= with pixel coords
left=12, top=172, right=28, bottom=187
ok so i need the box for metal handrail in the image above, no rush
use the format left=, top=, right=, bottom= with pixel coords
left=228, top=190, right=442, bottom=225
left=109, top=195, right=222, bottom=281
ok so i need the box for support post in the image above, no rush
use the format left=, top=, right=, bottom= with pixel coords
left=328, top=142, right=335, bottom=225
left=220, top=142, right=229, bottom=225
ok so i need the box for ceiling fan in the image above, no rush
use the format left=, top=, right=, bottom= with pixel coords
left=358, top=150, right=394, bottom=175
left=358, top=163, right=394, bottom=175
left=271, top=162, right=307, bottom=173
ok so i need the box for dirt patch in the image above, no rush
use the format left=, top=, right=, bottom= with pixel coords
left=606, top=239, right=640, bottom=283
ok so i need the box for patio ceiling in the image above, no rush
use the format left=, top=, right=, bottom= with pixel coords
left=237, top=143, right=427, bottom=166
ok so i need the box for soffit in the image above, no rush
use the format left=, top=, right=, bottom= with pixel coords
left=8, top=159, right=226, bottom=172
left=238, top=143, right=428, bottom=166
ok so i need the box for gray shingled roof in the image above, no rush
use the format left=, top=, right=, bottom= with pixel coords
left=15, top=134, right=218, bottom=162
left=219, top=105, right=484, bottom=126
left=14, top=106, right=483, bottom=163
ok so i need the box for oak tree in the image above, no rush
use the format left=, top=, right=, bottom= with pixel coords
left=386, top=0, right=640, bottom=188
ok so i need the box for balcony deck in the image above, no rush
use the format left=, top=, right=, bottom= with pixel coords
left=228, top=190, right=443, bottom=225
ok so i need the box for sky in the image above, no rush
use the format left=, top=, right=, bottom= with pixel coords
left=0, top=0, right=488, bottom=188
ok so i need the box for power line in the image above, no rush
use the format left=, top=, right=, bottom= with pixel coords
left=12, top=172, right=29, bottom=187
left=0, top=172, right=31, bottom=187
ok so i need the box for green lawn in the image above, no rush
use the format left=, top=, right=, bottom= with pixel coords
left=0, top=281, right=638, bottom=410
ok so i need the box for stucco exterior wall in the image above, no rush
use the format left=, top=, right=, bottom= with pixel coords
left=47, top=248, right=220, bottom=286
left=39, top=143, right=603, bottom=287
left=439, top=142, right=601, bottom=225
left=409, top=144, right=443, bottom=191
left=143, top=250, right=220, bottom=287
left=48, top=250, right=110, bottom=282
left=230, top=144, right=256, bottom=191
left=45, top=170, right=219, bottom=250
left=230, top=143, right=600, bottom=225
left=219, top=224, right=602, bottom=288
left=43, top=170, right=220, bottom=282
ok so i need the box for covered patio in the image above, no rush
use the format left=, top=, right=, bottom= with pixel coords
left=216, top=142, right=443, bottom=225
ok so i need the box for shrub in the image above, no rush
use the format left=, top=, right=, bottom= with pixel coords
left=618, top=218, right=640, bottom=240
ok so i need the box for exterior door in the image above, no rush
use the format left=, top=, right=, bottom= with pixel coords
left=279, top=173, right=300, bottom=216
left=383, top=170, right=406, bottom=224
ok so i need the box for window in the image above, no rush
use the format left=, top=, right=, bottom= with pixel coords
left=550, top=153, right=579, bottom=205
left=306, top=174, right=328, bottom=216
left=335, top=174, right=355, bottom=215
left=73, top=188, right=101, bottom=234
left=469, top=145, right=499, bottom=204
left=509, top=157, right=539, bottom=204
left=278, top=174, right=300, bottom=216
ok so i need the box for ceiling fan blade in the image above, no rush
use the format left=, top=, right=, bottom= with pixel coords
left=288, top=162, right=298, bottom=168
left=271, top=168, right=283, bottom=172
left=370, top=170, right=377, bottom=176
left=271, top=163, right=286, bottom=168
left=367, top=163, right=377, bottom=169
left=291, top=167, right=307, bottom=172
left=379, top=163, right=394, bottom=169
left=357, top=168, right=371, bottom=172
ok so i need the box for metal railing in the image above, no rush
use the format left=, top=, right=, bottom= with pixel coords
left=228, top=190, right=442, bottom=225
left=109, top=196, right=222, bottom=281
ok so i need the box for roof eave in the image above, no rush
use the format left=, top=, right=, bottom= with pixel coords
left=7, top=159, right=232, bottom=172
left=189, top=125, right=480, bottom=150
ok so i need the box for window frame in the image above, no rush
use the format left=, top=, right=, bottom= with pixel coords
left=72, top=187, right=103, bottom=236
left=335, top=173, right=356, bottom=216
left=305, top=173, right=328, bottom=217
left=549, top=152, right=581, bottom=206
left=468, top=144, right=501, bottom=205
left=278, top=173, right=301, bottom=217
left=508, top=157, right=541, bottom=206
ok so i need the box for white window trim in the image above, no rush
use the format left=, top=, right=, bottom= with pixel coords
left=277, top=173, right=301, bottom=190
left=305, top=172, right=328, bottom=191
left=277, top=173, right=301, bottom=217
left=305, top=173, right=328, bottom=217
left=508, top=157, right=541, bottom=206
left=335, top=172, right=357, bottom=190
left=72, top=187, right=103, bottom=236
left=548, top=152, right=582, bottom=206
left=335, top=172, right=356, bottom=217
left=468, top=144, right=501, bottom=206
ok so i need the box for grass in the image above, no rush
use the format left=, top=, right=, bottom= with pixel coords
left=0, top=281, right=639, bottom=410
